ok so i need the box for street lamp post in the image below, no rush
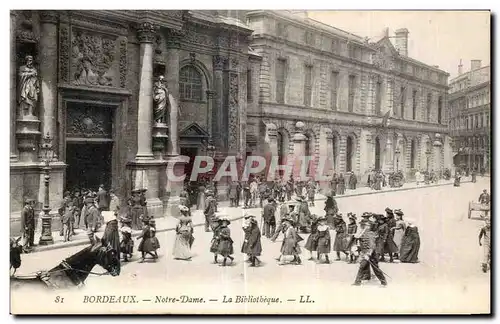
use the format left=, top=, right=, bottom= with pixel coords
left=38, top=133, right=54, bottom=246
left=395, top=147, right=401, bottom=172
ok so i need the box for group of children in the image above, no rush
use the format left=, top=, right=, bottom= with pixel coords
left=117, top=216, right=160, bottom=263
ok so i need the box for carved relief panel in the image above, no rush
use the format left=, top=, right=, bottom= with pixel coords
left=66, top=103, right=114, bottom=139
left=228, top=72, right=239, bottom=151
left=59, top=24, right=128, bottom=88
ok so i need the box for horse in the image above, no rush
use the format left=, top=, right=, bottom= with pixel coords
left=10, top=236, right=120, bottom=290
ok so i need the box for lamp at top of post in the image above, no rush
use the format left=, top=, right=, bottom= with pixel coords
left=40, top=132, right=54, bottom=165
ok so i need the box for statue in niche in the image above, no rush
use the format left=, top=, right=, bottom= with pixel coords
left=153, top=75, right=169, bottom=124
left=18, top=55, right=40, bottom=118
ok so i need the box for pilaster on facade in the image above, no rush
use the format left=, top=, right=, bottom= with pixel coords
left=359, top=72, right=368, bottom=115
left=318, top=62, right=328, bottom=108
left=258, top=50, right=271, bottom=102
left=385, top=77, right=394, bottom=116
left=338, top=134, right=347, bottom=173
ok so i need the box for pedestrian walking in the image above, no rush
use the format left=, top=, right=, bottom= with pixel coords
left=102, top=211, right=120, bottom=255
left=137, top=218, right=157, bottom=262
left=375, top=214, right=389, bottom=262
left=478, top=218, right=491, bottom=273
left=352, top=217, right=388, bottom=287
left=173, top=206, right=194, bottom=261
left=85, top=197, right=100, bottom=233
left=383, top=208, right=398, bottom=263
left=119, top=217, right=134, bottom=262
left=297, top=196, right=312, bottom=233
left=61, top=200, right=77, bottom=242
left=241, top=214, right=262, bottom=267
left=97, top=184, right=109, bottom=212
left=304, top=215, right=319, bottom=260
left=399, top=218, right=420, bottom=263
left=324, top=192, right=338, bottom=227
left=210, top=216, right=222, bottom=264
left=316, top=216, right=331, bottom=264
left=333, top=213, right=348, bottom=261
left=277, top=218, right=303, bottom=265
left=391, top=209, right=406, bottom=259
left=204, top=190, right=216, bottom=232
left=307, top=185, right=316, bottom=207
left=217, top=217, right=234, bottom=266
left=262, top=197, right=277, bottom=238
left=346, top=213, right=358, bottom=263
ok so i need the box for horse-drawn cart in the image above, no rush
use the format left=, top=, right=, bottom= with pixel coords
left=468, top=201, right=490, bottom=219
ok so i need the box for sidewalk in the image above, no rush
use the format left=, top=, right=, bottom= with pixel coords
left=29, top=178, right=472, bottom=253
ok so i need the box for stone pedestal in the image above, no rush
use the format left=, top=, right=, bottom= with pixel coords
left=16, top=118, right=41, bottom=163
left=152, top=122, right=169, bottom=160
left=128, top=160, right=164, bottom=218
left=164, top=154, right=187, bottom=217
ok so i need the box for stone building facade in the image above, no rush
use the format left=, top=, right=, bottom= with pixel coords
left=246, top=10, right=453, bottom=183
left=448, top=61, right=490, bottom=171
left=10, top=10, right=254, bottom=228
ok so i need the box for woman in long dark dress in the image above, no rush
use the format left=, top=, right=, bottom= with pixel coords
left=217, top=218, right=234, bottom=266
left=324, top=194, right=338, bottom=227
left=333, top=214, right=348, bottom=261
left=102, top=212, right=120, bottom=255
left=316, top=217, right=331, bottom=264
left=399, top=219, right=420, bottom=263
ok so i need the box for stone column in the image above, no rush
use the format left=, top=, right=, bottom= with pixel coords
left=384, top=133, right=394, bottom=173
left=10, top=12, right=17, bottom=161
left=212, top=55, right=227, bottom=150
left=165, top=29, right=182, bottom=156
left=293, top=122, right=307, bottom=181
left=266, top=123, right=278, bottom=180
left=320, top=127, right=333, bottom=190
left=38, top=11, right=59, bottom=158
left=432, top=134, right=443, bottom=174
left=135, top=22, right=157, bottom=160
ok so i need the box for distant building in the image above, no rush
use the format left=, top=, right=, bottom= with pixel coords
left=246, top=10, right=452, bottom=183
left=448, top=60, right=490, bottom=172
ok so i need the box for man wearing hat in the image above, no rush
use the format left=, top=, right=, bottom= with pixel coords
left=346, top=213, right=358, bottom=263
left=204, top=191, right=217, bottom=232
left=21, top=198, right=35, bottom=252
left=333, top=213, right=348, bottom=261
left=262, top=197, right=277, bottom=238
left=242, top=214, right=262, bottom=267
left=324, top=192, right=338, bottom=227
left=352, top=216, right=387, bottom=287
left=479, top=189, right=490, bottom=218
left=478, top=217, right=491, bottom=273
left=97, top=184, right=109, bottom=213
left=85, top=197, right=100, bottom=233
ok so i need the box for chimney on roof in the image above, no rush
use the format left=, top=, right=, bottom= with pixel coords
left=471, top=59, right=482, bottom=71
left=394, top=28, right=409, bottom=57
left=458, top=59, right=463, bottom=75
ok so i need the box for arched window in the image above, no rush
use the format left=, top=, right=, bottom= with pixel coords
left=179, top=66, right=203, bottom=101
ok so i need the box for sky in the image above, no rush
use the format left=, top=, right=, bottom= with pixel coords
left=307, top=11, right=490, bottom=79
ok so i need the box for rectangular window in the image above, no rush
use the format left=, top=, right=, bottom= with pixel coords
left=400, top=86, right=406, bottom=119
left=331, top=39, right=339, bottom=53
left=348, top=75, right=356, bottom=112
left=375, top=80, right=382, bottom=115
left=330, top=71, right=339, bottom=110
left=247, top=69, right=252, bottom=101
left=276, top=59, right=286, bottom=104
left=412, top=89, right=417, bottom=120
left=304, top=65, right=313, bottom=107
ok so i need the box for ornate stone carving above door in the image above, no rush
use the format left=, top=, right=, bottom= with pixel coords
left=70, top=28, right=121, bottom=87
left=66, top=103, right=113, bottom=138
